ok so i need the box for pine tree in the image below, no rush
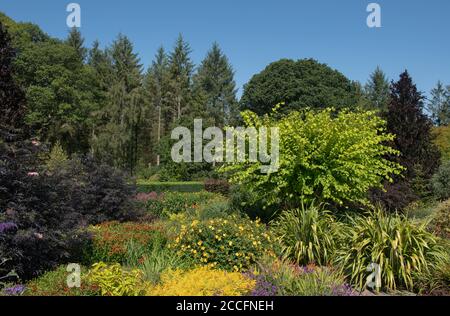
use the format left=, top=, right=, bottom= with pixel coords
left=364, top=66, right=390, bottom=112
left=88, top=40, right=112, bottom=89
left=193, top=42, right=238, bottom=127
left=168, top=34, right=194, bottom=121
left=428, top=81, right=450, bottom=126
left=0, top=21, right=26, bottom=131
left=66, top=27, right=87, bottom=62
left=144, top=46, right=171, bottom=165
left=93, top=34, right=145, bottom=174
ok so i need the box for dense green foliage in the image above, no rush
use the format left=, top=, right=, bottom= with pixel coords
left=432, top=160, right=450, bottom=200
left=137, top=181, right=204, bottom=193
left=0, top=19, right=26, bottom=130
left=240, top=59, right=360, bottom=116
left=223, top=108, right=403, bottom=208
left=364, top=66, right=390, bottom=112
left=427, top=81, right=450, bottom=126
left=144, top=191, right=217, bottom=218
left=0, top=14, right=238, bottom=176
left=193, top=42, right=238, bottom=126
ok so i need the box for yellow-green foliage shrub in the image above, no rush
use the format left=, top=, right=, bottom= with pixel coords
left=45, top=141, right=68, bottom=172
left=86, top=262, right=147, bottom=296
left=147, top=266, right=256, bottom=296
left=221, top=108, right=403, bottom=208
left=168, top=215, right=276, bottom=272
left=429, top=199, right=450, bottom=239
left=433, top=126, right=450, bottom=160
left=25, top=266, right=99, bottom=296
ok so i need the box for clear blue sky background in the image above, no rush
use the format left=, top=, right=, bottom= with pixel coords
left=1, top=0, right=449, bottom=99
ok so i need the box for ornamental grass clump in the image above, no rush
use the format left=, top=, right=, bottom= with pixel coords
left=335, top=209, right=447, bottom=291
left=168, top=214, right=276, bottom=272
left=271, top=204, right=341, bottom=266
left=253, top=255, right=352, bottom=296
left=147, top=266, right=256, bottom=296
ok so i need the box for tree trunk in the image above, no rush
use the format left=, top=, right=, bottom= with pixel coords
left=157, top=105, right=161, bottom=166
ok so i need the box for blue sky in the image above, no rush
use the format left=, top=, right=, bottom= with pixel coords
left=1, top=0, right=450, bottom=98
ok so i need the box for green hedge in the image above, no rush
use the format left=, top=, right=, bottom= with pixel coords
left=137, top=181, right=204, bottom=193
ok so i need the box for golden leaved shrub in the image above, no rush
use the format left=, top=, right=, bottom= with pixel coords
left=147, top=266, right=256, bottom=296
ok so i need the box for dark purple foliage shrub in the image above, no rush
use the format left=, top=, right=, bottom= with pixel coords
left=0, top=143, right=141, bottom=280
left=0, top=21, right=141, bottom=280
left=372, top=71, right=441, bottom=211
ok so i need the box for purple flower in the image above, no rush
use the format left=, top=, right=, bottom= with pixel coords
left=299, top=265, right=316, bottom=274
left=0, top=222, right=18, bottom=234
left=245, top=272, right=278, bottom=296
left=332, top=284, right=358, bottom=296
left=3, top=285, right=26, bottom=296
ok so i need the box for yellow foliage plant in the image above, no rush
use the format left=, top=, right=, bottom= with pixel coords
left=87, top=262, right=148, bottom=296
left=147, top=266, right=256, bottom=296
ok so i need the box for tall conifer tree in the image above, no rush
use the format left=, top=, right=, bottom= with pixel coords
left=66, top=27, right=87, bottom=62
left=194, top=42, right=238, bottom=126
left=428, top=81, right=450, bottom=126
left=168, top=34, right=194, bottom=121
left=364, top=66, right=390, bottom=112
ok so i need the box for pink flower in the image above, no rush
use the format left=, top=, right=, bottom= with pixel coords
left=27, top=172, right=39, bottom=177
left=34, top=233, right=44, bottom=239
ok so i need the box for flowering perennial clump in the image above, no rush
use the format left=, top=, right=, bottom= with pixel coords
left=0, top=222, right=17, bottom=234
left=88, top=221, right=164, bottom=263
left=168, top=215, right=276, bottom=272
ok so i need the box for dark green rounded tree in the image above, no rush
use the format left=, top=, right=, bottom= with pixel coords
left=239, top=58, right=360, bottom=115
